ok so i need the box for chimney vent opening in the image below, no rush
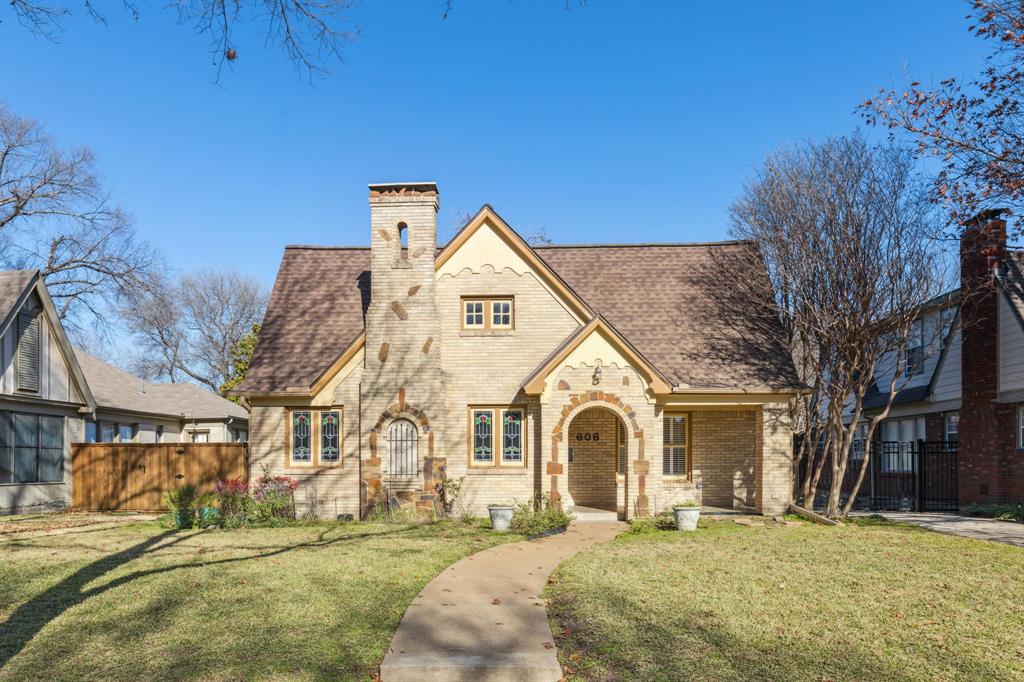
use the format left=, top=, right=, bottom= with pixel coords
left=398, top=222, right=409, bottom=249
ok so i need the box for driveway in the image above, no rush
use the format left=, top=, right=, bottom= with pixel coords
left=380, top=521, right=625, bottom=682
left=872, top=512, right=1024, bottom=548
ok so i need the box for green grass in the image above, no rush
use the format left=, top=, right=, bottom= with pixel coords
left=0, top=519, right=516, bottom=681
left=547, top=518, right=1024, bottom=681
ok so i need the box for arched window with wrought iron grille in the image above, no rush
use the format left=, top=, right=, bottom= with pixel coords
left=387, top=419, right=419, bottom=478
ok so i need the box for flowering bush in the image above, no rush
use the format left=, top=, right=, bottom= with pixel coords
left=213, top=467, right=299, bottom=528
left=215, top=478, right=250, bottom=526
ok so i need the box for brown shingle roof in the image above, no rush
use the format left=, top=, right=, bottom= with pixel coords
left=76, top=349, right=248, bottom=420
left=240, top=247, right=370, bottom=393
left=0, top=270, right=37, bottom=334
left=536, top=242, right=799, bottom=390
left=239, top=241, right=800, bottom=393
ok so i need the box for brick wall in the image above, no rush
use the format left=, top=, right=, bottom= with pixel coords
left=437, top=265, right=579, bottom=512
left=958, top=210, right=1024, bottom=504
left=691, top=410, right=756, bottom=509
left=566, top=407, right=619, bottom=510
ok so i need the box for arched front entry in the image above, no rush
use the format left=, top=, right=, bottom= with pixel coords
left=549, top=390, right=648, bottom=519
left=566, top=407, right=627, bottom=515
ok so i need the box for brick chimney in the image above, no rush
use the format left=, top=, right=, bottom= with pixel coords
left=958, top=208, right=1013, bottom=505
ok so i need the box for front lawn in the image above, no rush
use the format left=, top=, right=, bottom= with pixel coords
left=548, top=518, right=1024, bottom=681
left=0, top=519, right=515, bottom=680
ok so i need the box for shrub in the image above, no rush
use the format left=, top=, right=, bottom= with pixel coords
left=436, top=475, right=471, bottom=522
left=213, top=467, right=300, bottom=528
left=509, top=494, right=572, bottom=536
left=964, top=503, right=1024, bottom=523
left=162, top=484, right=199, bottom=512
left=627, top=512, right=677, bottom=534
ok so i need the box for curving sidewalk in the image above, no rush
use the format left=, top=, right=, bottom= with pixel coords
left=380, top=521, right=624, bottom=682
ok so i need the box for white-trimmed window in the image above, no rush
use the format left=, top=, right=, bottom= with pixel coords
left=462, top=297, right=514, bottom=331
left=190, top=430, right=210, bottom=443
left=945, top=413, right=959, bottom=443
left=904, top=319, right=925, bottom=377
left=663, top=414, right=688, bottom=477
left=464, top=300, right=485, bottom=328
left=288, top=408, right=343, bottom=467
left=879, top=417, right=923, bottom=472
left=470, top=406, right=526, bottom=467
left=492, top=300, right=512, bottom=328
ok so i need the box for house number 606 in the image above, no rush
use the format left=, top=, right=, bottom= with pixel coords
left=575, top=432, right=600, bottom=441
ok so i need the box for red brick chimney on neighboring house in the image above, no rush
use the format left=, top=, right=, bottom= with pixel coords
left=958, top=208, right=1021, bottom=505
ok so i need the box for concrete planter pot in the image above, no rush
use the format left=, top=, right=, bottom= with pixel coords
left=488, top=504, right=514, bottom=532
left=673, top=506, right=701, bottom=531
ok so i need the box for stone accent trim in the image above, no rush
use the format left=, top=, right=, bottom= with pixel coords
left=550, top=390, right=649, bottom=516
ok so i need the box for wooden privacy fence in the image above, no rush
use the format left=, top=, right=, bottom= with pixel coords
left=72, top=443, right=249, bottom=512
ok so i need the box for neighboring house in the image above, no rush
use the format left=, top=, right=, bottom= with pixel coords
left=75, top=350, right=249, bottom=445
left=0, top=270, right=248, bottom=513
left=234, top=182, right=802, bottom=520
left=846, top=210, right=1024, bottom=506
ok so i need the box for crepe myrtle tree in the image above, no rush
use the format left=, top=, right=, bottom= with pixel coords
left=724, top=134, right=951, bottom=518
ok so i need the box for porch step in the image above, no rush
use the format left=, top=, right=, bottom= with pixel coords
left=570, top=505, right=619, bottom=522
left=700, top=506, right=755, bottom=517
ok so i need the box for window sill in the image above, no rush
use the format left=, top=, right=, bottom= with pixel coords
left=0, top=480, right=64, bottom=486
left=467, top=466, right=528, bottom=475
left=460, top=330, right=515, bottom=337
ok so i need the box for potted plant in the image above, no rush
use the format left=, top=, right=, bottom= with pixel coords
left=198, top=493, right=220, bottom=528
left=163, top=484, right=199, bottom=530
left=672, top=500, right=701, bottom=531
left=488, top=502, right=515, bottom=531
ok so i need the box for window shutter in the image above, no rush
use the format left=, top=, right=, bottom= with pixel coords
left=16, top=313, right=40, bottom=394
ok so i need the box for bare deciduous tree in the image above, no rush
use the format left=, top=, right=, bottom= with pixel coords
left=722, top=134, right=951, bottom=518
left=5, top=0, right=359, bottom=81
left=124, top=269, right=268, bottom=394
left=0, top=103, right=161, bottom=335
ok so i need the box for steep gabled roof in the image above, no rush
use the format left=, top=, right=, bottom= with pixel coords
left=238, top=212, right=802, bottom=395
left=521, top=316, right=672, bottom=395
left=0, top=270, right=96, bottom=411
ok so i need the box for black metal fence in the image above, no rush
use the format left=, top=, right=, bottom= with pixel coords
left=798, top=439, right=958, bottom=512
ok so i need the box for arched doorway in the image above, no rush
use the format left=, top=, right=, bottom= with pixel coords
left=567, top=406, right=627, bottom=515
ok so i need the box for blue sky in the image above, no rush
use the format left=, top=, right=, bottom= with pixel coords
left=1, top=0, right=988, bottom=290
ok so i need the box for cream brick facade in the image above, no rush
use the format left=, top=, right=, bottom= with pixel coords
left=245, top=184, right=796, bottom=519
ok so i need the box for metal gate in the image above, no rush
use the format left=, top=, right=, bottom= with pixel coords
left=799, top=439, right=958, bottom=512
left=387, top=419, right=419, bottom=479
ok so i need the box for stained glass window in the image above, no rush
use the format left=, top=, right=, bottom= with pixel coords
left=492, top=300, right=512, bottom=327
left=502, top=410, right=522, bottom=463
left=292, top=411, right=312, bottom=462
left=465, top=301, right=484, bottom=327
left=321, top=411, right=340, bottom=462
left=473, top=410, right=493, bottom=463
left=663, top=415, right=687, bottom=476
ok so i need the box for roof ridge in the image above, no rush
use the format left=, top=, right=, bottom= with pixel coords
left=534, top=240, right=749, bottom=249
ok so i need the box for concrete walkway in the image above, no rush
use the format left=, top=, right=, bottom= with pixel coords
left=873, top=512, right=1024, bottom=548
left=380, top=521, right=625, bottom=682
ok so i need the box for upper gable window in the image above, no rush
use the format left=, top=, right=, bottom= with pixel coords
left=462, top=297, right=514, bottom=331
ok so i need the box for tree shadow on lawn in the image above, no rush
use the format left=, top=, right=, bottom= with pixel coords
left=0, top=523, right=423, bottom=672
left=549, top=583, right=1010, bottom=682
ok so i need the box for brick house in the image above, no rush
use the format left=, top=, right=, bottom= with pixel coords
left=234, top=182, right=802, bottom=519
left=849, top=210, right=1024, bottom=507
